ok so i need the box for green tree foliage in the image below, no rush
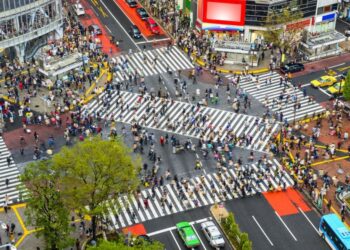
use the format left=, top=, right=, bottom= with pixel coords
left=344, top=70, right=350, bottom=101
left=51, top=136, right=141, bottom=240
left=221, top=212, right=253, bottom=250
left=263, top=5, right=303, bottom=59
left=20, top=160, right=73, bottom=250
left=87, top=238, right=165, bottom=250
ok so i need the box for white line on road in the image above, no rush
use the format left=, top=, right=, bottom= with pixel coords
left=300, top=83, right=311, bottom=88
left=329, top=63, right=345, bottom=69
left=147, top=217, right=211, bottom=236
left=298, top=207, right=319, bottom=234
left=318, top=87, right=332, bottom=97
left=275, top=211, right=298, bottom=241
left=99, top=0, right=141, bottom=51
left=105, top=25, right=112, bottom=33
left=252, top=215, right=274, bottom=246
left=192, top=224, right=207, bottom=250
left=170, top=230, right=182, bottom=250
left=135, top=38, right=171, bottom=44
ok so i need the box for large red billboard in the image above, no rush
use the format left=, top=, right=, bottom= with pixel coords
left=200, top=0, right=246, bottom=26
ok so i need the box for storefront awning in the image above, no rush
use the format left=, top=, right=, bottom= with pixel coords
left=301, top=31, right=346, bottom=50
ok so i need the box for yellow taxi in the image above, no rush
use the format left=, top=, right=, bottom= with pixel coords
left=327, top=80, right=345, bottom=95
left=311, top=76, right=337, bottom=88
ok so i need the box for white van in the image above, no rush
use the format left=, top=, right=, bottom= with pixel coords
left=73, top=3, right=85, bottom=16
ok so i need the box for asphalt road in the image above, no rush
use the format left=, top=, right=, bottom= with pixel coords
left=292, top=60, right=350, bottom=103
left=143, top=195, right=329, bottom=250
left=88, top=0, right=141, bottom=51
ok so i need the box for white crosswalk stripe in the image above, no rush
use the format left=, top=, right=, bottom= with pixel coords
left=112, top=46, right=193, bottom=82
left=84, top=90, right=279, bottom=152
left=106, top=160, right=294, bottom=229
left=225, top=72, right=326, bottom=122
left=0, top=137, right=24, bottom=206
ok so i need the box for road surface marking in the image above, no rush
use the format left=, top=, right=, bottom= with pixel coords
left=99, top=0, right=140, bottom=51
left=298, top=207, right=319, bottom=233
left=275, top=211, right=298, bottom=241
left=105, top=25, right=112, bottom=33
left=300, top=83, right=311, bottom=88
left=136, top=38, right=171, bottom=44
left=192, top=224, right=207, bottom=250
left=170, top=230, right=182, bottom=250
left=252, top=216, right=274, bottom=246
left=329, top=63, right=345, bottom=69
left=147, top=217, right=211, bottom=236
left=318, top=87, right=332, bottom=97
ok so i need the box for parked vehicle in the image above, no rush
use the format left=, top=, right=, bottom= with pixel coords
left=88, top=24, right=102, bottom=35
left=280, top=63, right=304, bottom=74
left=146, top=18, right=160, bottom=34
left=176, top=221, right=200, bottom=248
left=130, top=25, right=142, bottom=39
left=136, top=7, right=149, bottom=20
left=73, top=3, right=85, bottom=16
left=126, top=0, right=138, bottom=7
left=201, top=221, right=225, bottom=248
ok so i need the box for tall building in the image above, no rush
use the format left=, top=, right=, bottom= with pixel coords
left=0, top=0, right=64, bottom=61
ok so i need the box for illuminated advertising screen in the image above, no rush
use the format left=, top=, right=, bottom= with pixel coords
left=202, top=0, right=246, bottom=26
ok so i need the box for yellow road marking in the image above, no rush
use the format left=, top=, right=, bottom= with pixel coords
left=311, top=156, right=350, bottom=167
left=338, top=66, right=350, bottom=72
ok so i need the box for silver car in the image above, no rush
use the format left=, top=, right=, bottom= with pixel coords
left=201, top=221, right=225, bottom=248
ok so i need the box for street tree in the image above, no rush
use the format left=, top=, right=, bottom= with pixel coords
left=263, top=4, right=303, bottom=62
left=87, top=238, right=165, bottom=250
left=51, top=136, right=141, bottom=240
left=20, top=160, right=73, bottom=250
left=344, top=70, right=350, bottom=101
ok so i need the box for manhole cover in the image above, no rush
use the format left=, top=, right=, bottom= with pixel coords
left=35, top=105, right=39, bottom=108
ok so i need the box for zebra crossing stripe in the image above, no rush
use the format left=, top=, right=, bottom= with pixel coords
left=225, top=72, right=325, bottom=121
left=108, top=161, right=294, bottom=229
left=85, top=91, right=278, bottom=152
left=112, top=46, right=193, bottom=83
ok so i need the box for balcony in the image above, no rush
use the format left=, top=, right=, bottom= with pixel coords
left=0, top=18, right=62, bottom=49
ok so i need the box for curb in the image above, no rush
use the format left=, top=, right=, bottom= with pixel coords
left=209, top=205, right=236, bottom=250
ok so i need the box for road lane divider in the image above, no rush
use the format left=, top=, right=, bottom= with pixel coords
left=170, top=230, right=182, bottom=250
left=297, top=207, right=319, bottom=234
left=147, top=217, right=211, bottom=236
left=275, top=211, right=298, bottom=241
left=252, top=215, right=274, bottom=246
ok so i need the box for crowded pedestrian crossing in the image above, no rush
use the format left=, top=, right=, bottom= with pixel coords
left=0, top=137, right=22, bottom=206
left=111, top=46, right=193, bottom=82
left=226, top=72, right=326, bottom=122
left=105, top=159, right=294, bottom=230
left=84, top=90, right=280, bottom=152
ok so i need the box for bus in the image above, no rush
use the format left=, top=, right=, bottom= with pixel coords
left=319, top=213, right=350, bottom=250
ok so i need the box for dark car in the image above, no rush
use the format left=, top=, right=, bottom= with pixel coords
left=88, top=24, right=102, bottom=35
left=280, top=63, right=304, bottom=74
left=130, top=25, right=141, bottom=39
left=126, top=0, right=137, bottom=8
left=136, top=7, right=149, bottom=20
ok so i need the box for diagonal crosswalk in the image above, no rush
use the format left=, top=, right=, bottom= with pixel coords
left=111, top=46, right=193, bottom=82
left=105, top=159, right=294, bottom=230
left=0, top=137, right=23, bottom=206
left=226, top=72, right=326, bottom=122
left=84, top=90, right=280, bottom=152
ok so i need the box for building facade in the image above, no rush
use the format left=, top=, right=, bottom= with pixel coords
left=0, top=0, right=64, bottom=61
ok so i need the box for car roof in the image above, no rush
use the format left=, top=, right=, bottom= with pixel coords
left=75, top=3, right=83, bottom=7
left=89, top=24, right=99, bottom=28
left=147, top=18, right=156, bottom=23
left=177, top=221, right=190, bottom=228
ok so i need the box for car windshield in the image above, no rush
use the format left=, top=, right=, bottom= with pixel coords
left=186, top=235, right=197, bottom=241
left=284, top=65, right=289, bottom=69
left=319, top=78, right=328, bottom=83
left=134, top=29, right=140, bottom=33
left=150, top=23, right=158, bottom=28
left=212, top=235, right=223, bottom=240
